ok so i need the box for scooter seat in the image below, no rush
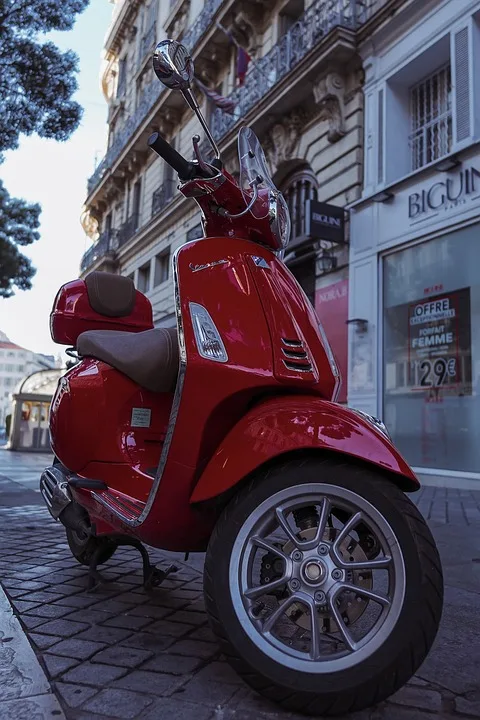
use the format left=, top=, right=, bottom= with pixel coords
left=77, top=327, right=179, bottom=393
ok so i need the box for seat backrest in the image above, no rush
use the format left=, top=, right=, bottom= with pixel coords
left=85, top=271, right=136, bottom=318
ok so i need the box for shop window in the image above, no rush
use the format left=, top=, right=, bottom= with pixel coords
left=154, top=250, right=170, bottom=286
left=137, top=262, right=151, bottom=293
left=382, top=224, right=479, bottom=473
left=410, top=64, right=452, bottom=171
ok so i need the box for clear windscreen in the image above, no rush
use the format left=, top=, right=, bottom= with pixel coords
left=238, top=126, right=278, bottom=219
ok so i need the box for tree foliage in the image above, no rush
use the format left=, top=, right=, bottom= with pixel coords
left=0, top=0, right=89, bottom=297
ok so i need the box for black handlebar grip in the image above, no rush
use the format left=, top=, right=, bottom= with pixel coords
left=147, top=132, right=193, bottom=180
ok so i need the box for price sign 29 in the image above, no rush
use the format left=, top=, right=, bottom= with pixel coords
left=418, top=357, right=457, bottom=387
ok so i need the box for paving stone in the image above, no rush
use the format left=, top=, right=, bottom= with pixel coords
left=455, top=697, right=480, bottom=717
left=42, top=653, right=79, bottom=678
left=168, top=610, right=207, bottom=626
left=114, top=591, right=150, bottom=605
left=174, top=678, right=239, bottom=707
left=62, top=661, right=127, bottom=686
left=2, top=579, right=49, bottom=591
left=76, top=625, right=133, bottom=644
left=10, top=599, right=40, bottom=612
left=194, top=661, right=243, bottom=685
left=32, top=617, right=89, bottom=637
left=148, top=595, right=190, bottom=610
left=101, top=613, right=153, bottom=630
left=55, top=681, right=99, bottom=708
left=29, top=632, right=63, bottom=650
left=19, top=614, right=48, bottom=629
left=92, top=645, right=154, bottom=668
left=19, top=590, right=67, bottom=603
left=63, top=608, right=116, bottom=625
left=141, top=697, right=213, bottom=720
left=142, top=653, right=203, bottom=675
left=25, top=603, right=73, bottom=619
left=113, top=669, right=181, bottom=695
left=82, top=688, right=154, bottom=719
left=50, top=637, right=107, bottom=659
left=126, top=604, right=173, bottom=620
left=52, top=594, right=103, bottom=609
left=148, top=619, right=194, bottom=637
left=168, top=638, right=219, bottom=659
left=120, top=633, right=175, bottom=653
left=188, top=625, right=217, bottom=643
left=170, top=589, right=202, bottom=600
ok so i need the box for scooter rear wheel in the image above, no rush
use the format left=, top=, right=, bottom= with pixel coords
left=203, top=455, right=443, bottom=717
left=66, top=526, right=115, bottom=567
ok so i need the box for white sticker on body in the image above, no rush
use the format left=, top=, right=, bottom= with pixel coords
left=131, top=408, right=152, bottom=428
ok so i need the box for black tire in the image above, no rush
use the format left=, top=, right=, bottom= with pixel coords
left=66, top=526, right=115, bottom=567
left=204, top=456, right=443, bottom=717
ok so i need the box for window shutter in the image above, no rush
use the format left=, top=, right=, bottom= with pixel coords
left=454, top=26, right=471, bottom=143
left=377, top=89, right=384, bottom=183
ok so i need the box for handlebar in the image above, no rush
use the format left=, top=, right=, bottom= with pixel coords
left=147, top=132, right=195, bottom=181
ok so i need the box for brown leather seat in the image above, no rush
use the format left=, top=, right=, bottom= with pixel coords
left=77, top=327, right=179, bottom=393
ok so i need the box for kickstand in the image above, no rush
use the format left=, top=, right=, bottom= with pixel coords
left=87, top=535, right=178, bottom=592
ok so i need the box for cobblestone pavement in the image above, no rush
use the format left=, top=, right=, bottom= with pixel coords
left=0, top=451, right=479, bottom=719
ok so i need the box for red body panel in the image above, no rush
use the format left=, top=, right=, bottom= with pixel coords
left=48, top=237, right=419, bottom=553
left=50, top=278, right=153, bottom=345
left=190, top=396, right=419, bottom=504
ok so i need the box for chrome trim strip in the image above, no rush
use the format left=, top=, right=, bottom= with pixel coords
left=281, top=338, right=303, bottom=347
left=93, top=242, right=191, bottom=528
left=282, top=360, right=313, bottom=373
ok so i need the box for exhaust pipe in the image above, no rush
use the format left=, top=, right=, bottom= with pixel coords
left=40, top=465, right=72, bottom=520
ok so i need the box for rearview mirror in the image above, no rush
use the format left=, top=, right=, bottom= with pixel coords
left=153, top=39, right=194, bottom=91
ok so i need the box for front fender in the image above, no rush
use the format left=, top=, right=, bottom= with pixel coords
left=190, top=396, right=418, bottom=503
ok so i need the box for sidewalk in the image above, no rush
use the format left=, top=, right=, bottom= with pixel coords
left=0, top=449, right=479, bottom=719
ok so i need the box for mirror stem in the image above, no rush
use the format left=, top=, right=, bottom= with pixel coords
left=182, top=88, right=221, bottom=160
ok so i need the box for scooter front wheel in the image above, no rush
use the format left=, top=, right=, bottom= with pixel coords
left=203, top=456, right=443, bottom=717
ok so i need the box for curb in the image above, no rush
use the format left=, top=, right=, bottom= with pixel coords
left=0, top=583, right=65, bottom=719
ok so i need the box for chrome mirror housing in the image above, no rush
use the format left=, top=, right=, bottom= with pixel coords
left=153, top=39, right=194, bottom=91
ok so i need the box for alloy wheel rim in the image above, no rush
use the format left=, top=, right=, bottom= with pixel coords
left=229, top=483, right=406, bottom=673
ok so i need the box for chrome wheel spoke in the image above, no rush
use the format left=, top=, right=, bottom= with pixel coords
left=340, top=583, right=391, bottom=607
left=262, top=593, right=301, bottom=633
left=303, top=595, right=322, bottom=660
left=313, top=497, right=331, bottom=546
left=335, top=555, right=392, bottom=571
left=275, top=506, right=300, bottom=547
left=328, top=592, right=358, bottom=651
left=245, top=575, right=289, bottom=600
left=251, top=535, right=289, bottom=562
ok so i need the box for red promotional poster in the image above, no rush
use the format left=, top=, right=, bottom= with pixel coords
left=315, top=278, right=349, bottom=402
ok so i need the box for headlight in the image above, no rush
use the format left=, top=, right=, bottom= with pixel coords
left=351, top=409, right=391, bottom=440
left=269, top=191, right=291, bottom=250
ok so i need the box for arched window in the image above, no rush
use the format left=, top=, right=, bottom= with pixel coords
left=281, top=168, right=318, bottom=244
left=281, top=167, right=319, bottom=304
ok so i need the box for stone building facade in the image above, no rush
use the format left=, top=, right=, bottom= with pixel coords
left=81, top=0, right=401, bottom=402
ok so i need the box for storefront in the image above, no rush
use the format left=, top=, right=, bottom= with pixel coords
left=348, top=146, right=480, bottom=484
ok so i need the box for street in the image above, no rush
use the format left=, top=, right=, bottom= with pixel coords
left=0, top=448, right=479, bottom=720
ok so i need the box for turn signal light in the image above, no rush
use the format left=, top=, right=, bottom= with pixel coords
left=189, top=302, right=228, bottom=363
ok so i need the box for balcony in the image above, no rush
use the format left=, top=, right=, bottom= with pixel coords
left=80, top=230, right=118, bottom=273
left=139, top=23, right=157, bottom=68
left=151, top=179, right=175, bottom=217
left=87, top=0, right=223, bottom=197
left=118, top=214, right=140, bottom=247
left=211, top=0, right=381, bottom=140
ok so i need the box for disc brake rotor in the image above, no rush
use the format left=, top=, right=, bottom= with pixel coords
left=282, top=527, right=373, bottom=633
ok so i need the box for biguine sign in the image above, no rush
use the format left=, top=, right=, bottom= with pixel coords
left=408, top=166, right=480, bottom=219
left=305, top=200, right=345, bottom=244
left=407, top=288, right=472, bottom=394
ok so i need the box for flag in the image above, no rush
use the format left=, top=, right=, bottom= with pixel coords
left=215, top=21, right=251, bottom=86
left=194, top=78, right=236, bottom=115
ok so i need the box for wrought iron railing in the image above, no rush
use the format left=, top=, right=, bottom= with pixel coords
left=87, top=0, right=386, bottom=197
left=211, top=0, right=378, bottom=139
left=117, top=214, right=140, bottom=247
left=151, top=179, right=175, bottom=217
left=80, top=230, right=118, bottom=273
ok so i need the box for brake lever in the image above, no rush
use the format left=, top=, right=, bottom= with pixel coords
left=192, top=135, right=213, bottom=176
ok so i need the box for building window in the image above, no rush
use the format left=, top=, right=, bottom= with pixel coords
left=117, top=55, right=127, bottom=98
left=17, top=365, right=24, bottom=372
left=5, top=364, right=13, bottom=372
left=410, top=64, right=452, bottom=171
left=186, top=224, right=203, bottom=242
left=154, top=250, right=170, bottom=286
left=137, top=262, right=151, bottom=293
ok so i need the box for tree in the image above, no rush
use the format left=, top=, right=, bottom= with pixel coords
left=0, top=0, right=89, bottom=297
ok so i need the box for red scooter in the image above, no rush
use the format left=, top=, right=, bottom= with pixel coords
left=41, top=40, right=443, bottom=717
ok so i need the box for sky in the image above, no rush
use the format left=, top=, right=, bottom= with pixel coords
left=0, top=1, right=114, bottom=359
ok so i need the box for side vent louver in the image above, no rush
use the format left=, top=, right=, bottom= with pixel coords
left=281, top=338, right=313, bottom=373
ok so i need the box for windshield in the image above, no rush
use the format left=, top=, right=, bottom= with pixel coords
left=238, top=126, right=278, bottom=219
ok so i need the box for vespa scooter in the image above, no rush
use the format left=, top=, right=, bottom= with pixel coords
left=40, top=39, right=443, bottom=717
